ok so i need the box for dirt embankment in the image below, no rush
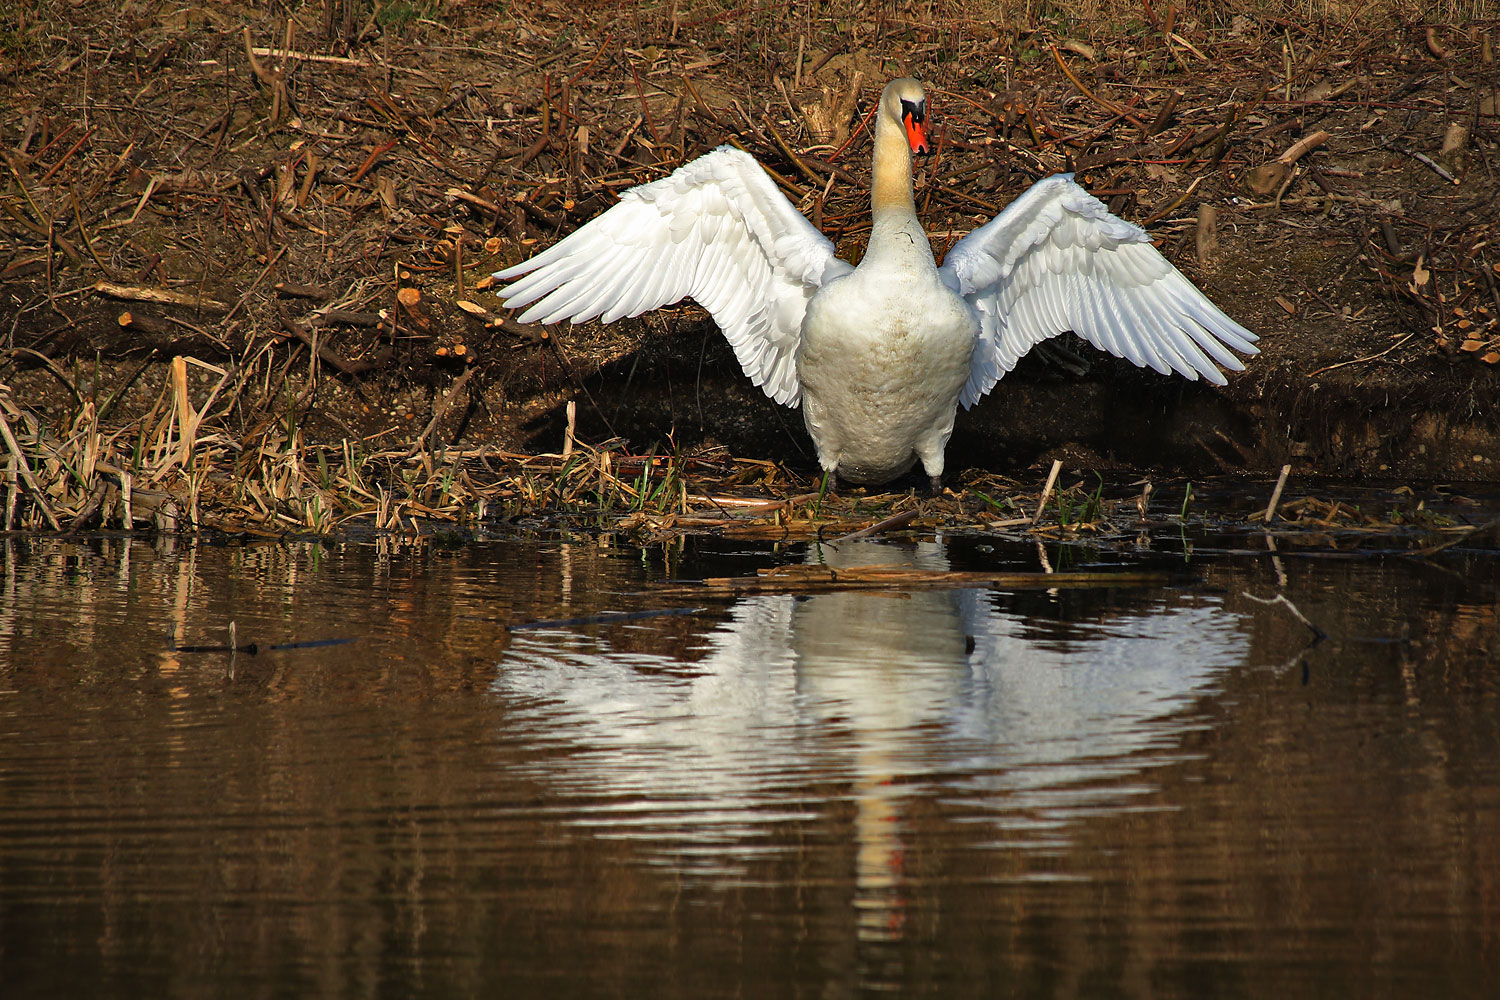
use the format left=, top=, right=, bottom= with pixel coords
left=1, top=2, right=1497, bottom=532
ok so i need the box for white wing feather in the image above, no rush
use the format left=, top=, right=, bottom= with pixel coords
left=495, top=146, right=852, bottom=407
left=940, top=174, right=1259, bottom=409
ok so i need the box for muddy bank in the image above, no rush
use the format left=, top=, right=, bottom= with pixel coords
left=1, top=3, right=1498, bottom=532
left=517, top=316, right=1500, bottom=482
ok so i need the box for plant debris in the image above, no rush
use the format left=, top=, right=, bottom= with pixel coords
left=2, top=2, right=1498, bottom=537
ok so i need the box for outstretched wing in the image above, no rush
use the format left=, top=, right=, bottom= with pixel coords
left=495, top=146, right=852, bottom=407
left=939, top=174, right=1258, bottom=409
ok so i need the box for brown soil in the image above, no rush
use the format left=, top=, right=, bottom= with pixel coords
left=2, top=0, right=1498, bottom=508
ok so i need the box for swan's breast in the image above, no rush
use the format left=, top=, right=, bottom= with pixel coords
left=799, top=271, right=978, bottom=384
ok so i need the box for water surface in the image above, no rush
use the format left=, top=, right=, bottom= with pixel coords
left=1, top=506, right=1497, bottom=997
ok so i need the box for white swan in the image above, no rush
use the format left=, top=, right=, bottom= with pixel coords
left=494, top=78, right=1258, bottom=491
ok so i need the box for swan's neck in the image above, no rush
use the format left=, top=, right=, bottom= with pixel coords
left=865, top=111, right=931, bottom=269
left=870, top=112, right=918, bottom=222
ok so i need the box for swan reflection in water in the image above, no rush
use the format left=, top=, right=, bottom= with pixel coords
left=496, top=539, right=1246, bottom=938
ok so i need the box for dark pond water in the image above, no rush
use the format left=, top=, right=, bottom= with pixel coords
left=2, top=485, right=1498, bottom=998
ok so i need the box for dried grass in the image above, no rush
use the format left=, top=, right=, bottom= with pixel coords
left=0, top=362, right=1487, bottom=551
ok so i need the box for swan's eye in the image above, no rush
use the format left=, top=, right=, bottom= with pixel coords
left=900, top=98, right=925, bottom=124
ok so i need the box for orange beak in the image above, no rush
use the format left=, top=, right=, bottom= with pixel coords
left=903, top=110, right=930, bottom=155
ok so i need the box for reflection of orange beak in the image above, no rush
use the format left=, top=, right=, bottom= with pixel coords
left=904, top=114, right=930, bottom=155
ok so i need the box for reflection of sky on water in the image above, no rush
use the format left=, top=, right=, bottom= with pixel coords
left=495, top=540, right=1246, bottom=872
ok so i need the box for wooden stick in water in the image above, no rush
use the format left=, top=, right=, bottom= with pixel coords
left=1266, top=463, right=1292, bottom=522
left=1032, top=459, right=1063, bottom=525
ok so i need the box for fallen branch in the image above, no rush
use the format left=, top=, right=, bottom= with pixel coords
left=1142, top=175, right=1203, bottom=225
left=1049, top=45, right=1143, bottom=130
left=1147, top=89, right=1183, bottom=136
left=97, top=174, right=158, bottom=231
left=1413, top=517, right=1500, bottom=557
left=70, top=179, right=116, bottom=280
left=37, top=125, right=98, bottom=184
left=1424, top=27, right=1447, bottom=60
left=274, top=281, right=334, bottom=300
left=447, top=188, right=502, bottom=214
left=1308, top=332, right=1417, bottom=377
left=315, top=307, right=384, bottom=327
left=117, top=311, right=177, bottom=337
left=1282, top=129, right=1332, bottom=164
left=1382, top=139, right=1458, bottom=184
left=663, top=564, right=1175, bottom=597
left=277, top=306, right=385, bottom=375
left=248, top=46, right=370, bottom=68
left=831, top=508, right=921, bottom=542
left=94, top=280, right=231, bottom=313
left=352, top=139, right=399, bottom=183
left=761, top=115, right=825, bottom=188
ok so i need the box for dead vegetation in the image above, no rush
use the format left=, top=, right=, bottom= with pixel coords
left=1, top=1, right=1498, bottom=535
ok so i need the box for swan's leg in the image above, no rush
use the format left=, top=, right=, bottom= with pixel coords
left=914, top=440, right=947, bottom=497
left=801, top=393, right=845, bottom=492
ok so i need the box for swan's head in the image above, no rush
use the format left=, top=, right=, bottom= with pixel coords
left=881, top=77, right=930, bottom=155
